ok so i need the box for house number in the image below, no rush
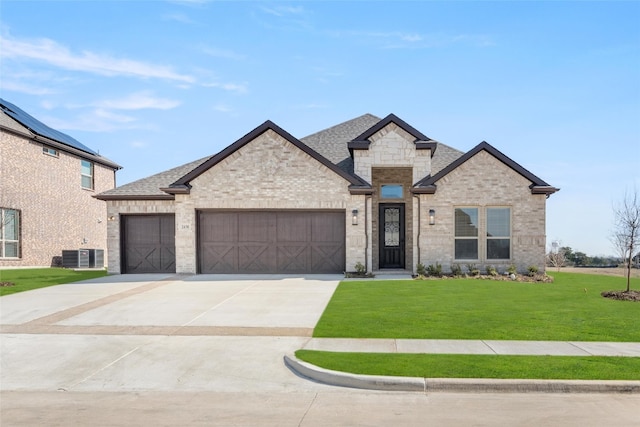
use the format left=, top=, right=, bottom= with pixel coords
left=181, top=225, right=190, bottom=230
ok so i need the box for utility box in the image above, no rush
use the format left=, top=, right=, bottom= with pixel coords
left=62, top=249, right=89, bottom=268
left=89, top=249, right=104, bottom=268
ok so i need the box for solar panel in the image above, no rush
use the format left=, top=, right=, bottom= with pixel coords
left=0, top=98, right=98, bottom=155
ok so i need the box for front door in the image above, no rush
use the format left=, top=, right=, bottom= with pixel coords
left=379, top=204, right=405, bottom=269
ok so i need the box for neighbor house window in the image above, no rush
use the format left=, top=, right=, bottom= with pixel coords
left=487, top=207, right=511, bottom=259
left=0, top=208, right=20, bottom=258
left=81, top=160, right=94, bottom=190
left=381, top=185, right=403, bottom=199
left=455, top=207, right=479, bottom=259
left=42, top=146, right=59, bottom=157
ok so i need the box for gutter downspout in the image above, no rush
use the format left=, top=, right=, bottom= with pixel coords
left=413, top=194, right=421, bottom=269
left=365, top=195, right=371, bottom=273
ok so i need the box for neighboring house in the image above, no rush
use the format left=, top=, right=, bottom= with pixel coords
left=96, top=114, right=558, bottom=275
left=0, top=99, right=121, bottom=267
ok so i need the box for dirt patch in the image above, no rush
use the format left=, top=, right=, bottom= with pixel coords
left=558, top=267, right=640, bottom=279
left=601, top=290, right=640, bottom=302
left=0, top=282, right=15, bottom=287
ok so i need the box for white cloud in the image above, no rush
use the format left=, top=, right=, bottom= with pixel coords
left=197, top=45, right=246, bottom=61
left=162, top=13, right=194, bottom=24
left=202, top=81, right=248, bottom=94
left=0, top=79, right=55, bottom=95
left=94, top=92, right=181, bottom=110
left=260, top=5, right=305, bottom=17
left=0, top=34, right=195, bottom=83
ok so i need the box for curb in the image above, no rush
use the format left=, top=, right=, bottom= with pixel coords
left=284, top=354, right=640, bottom=394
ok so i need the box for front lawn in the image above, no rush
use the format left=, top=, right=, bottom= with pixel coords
left=314, top=272, right=640, bottom=342
left=301, top=272, right=640, bottom=380
left=0, top=268, right=108, bottom=296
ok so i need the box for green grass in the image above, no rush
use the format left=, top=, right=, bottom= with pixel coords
left=0, top=268, right=108, bottom=296
left=314, top=272, right=640, bottom=342
left=295, top=350, right=640, bottom=380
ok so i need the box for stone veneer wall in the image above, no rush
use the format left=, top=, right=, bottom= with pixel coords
left=353, top=123, right=431, bottom=184
left=174, top=129, right=366, bottom=274
left=418, top=150, right=548, bottom=274
left=1, top=129, right=115, bottom=267
left=371, top=167, right=414, bottom=271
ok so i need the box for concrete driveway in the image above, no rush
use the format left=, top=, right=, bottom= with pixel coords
left=0, top=274, right=342, bottom=393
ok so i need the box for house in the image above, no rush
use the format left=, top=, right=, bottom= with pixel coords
left=0, top=98, right=121, bottom=267
left=96, top=114, right=558, bottom=275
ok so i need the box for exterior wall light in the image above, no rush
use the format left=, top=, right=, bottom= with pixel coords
left=108, top=215, right=116, bottom=221
left=352, top=209, right=359, bottom=226
left=428, top=209, right=436, bottom=225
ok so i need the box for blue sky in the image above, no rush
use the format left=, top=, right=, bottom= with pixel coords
left=1, top=1, right=639, bottom=257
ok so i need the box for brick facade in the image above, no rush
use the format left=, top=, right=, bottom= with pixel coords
left=99, top=114, right=555, bottom=276
left=1, top=129, right=116, bottom=267
left=418, top=150, right=548, bottom=274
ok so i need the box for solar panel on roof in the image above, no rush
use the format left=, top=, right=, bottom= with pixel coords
left=0, top=98, right=98, bottom=155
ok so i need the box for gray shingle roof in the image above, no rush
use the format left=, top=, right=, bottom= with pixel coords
left=301, top=114, right=381, bottom=174
left=96, top=156, right=211, bottom=199
left=96, top=114, right=466, bottom=199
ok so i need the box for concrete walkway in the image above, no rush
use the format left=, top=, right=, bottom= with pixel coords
left=302, top=337, right=640, bottom=357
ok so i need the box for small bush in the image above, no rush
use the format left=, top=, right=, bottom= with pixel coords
left=486, top=266, right=498, bottom=276
left=507, top=264, right=517, bottom=275
left=450, top=263, right=463, bottom=277
left=427, top=262, right=443, bottom=277
left=466, top=263, right=480, bottom=276
left=416, top=263, right=427, bottom=277
left=354, top=262, right=366, bottom=275
left=527, top=265, right=539, bottom=277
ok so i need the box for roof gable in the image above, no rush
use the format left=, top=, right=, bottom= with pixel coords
left=413, top=141, right=559, bottom=196
left=163, top=120, right=371, bottom=195
left=347, top=113, right=437, bottom=155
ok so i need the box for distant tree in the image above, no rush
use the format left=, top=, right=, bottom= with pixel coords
left=560, top=246, right=574, bottom=264
left=610, top=189, right=640, bottom=292
left=573, top=251, right=589, bottom=266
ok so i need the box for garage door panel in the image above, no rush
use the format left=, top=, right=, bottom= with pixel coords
left=198, top=211, right=344, bottom=274
left=201, top=244, right=238, bottom=273
left=122, top=215, right=176, bottom=274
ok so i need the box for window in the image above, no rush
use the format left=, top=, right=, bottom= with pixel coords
left=81, top=160, right=94, bottom=190
left=381, top=185, right=403, bottom=199
left=42, top=146, right=59, bottom=157
left=455, top=208, right=478, bottom=259
left=487, top=207, right=511, bottom=259
left=1, top=208, right=20, bottom=258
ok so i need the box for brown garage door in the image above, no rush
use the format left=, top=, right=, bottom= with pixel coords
left=198, top=211, right=345, bottom=274
left=122, top=215, right=176, bottom=273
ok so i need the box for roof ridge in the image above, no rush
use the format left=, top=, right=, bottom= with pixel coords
left=300, top=113, right=381, bottom=141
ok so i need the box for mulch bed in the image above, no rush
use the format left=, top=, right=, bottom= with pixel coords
left=0, top=282, right=15, bottom=287
left=601, top=290, right=640, bottom=302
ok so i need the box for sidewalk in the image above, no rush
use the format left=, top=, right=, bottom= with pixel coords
left=302, top=338, right=640, bottom=357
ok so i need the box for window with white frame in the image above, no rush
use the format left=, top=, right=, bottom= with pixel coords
left=487, top=207, right=511, bottom=259
left=455, top=207, right=479, bottom=259
left=1, top=208, right=20, bottom=258
left=81, top=160, right=94, bottom=190
left=42, top=146, right=59, bottom=157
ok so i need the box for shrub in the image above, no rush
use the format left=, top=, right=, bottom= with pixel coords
left=354, top=262, right=366, bottom=275
left=486, top=265, right=498, bottom=276
left=450, top=263, right=463, bottom=277
left=527, top=265, right=539, bottom=277
left=416, top=263, right=427, bottom=277
left=426, top=262, right=443, bottom=277
left=507, top=264, right=517, bottom=275
left=466, top=263, right=480, bottom=276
